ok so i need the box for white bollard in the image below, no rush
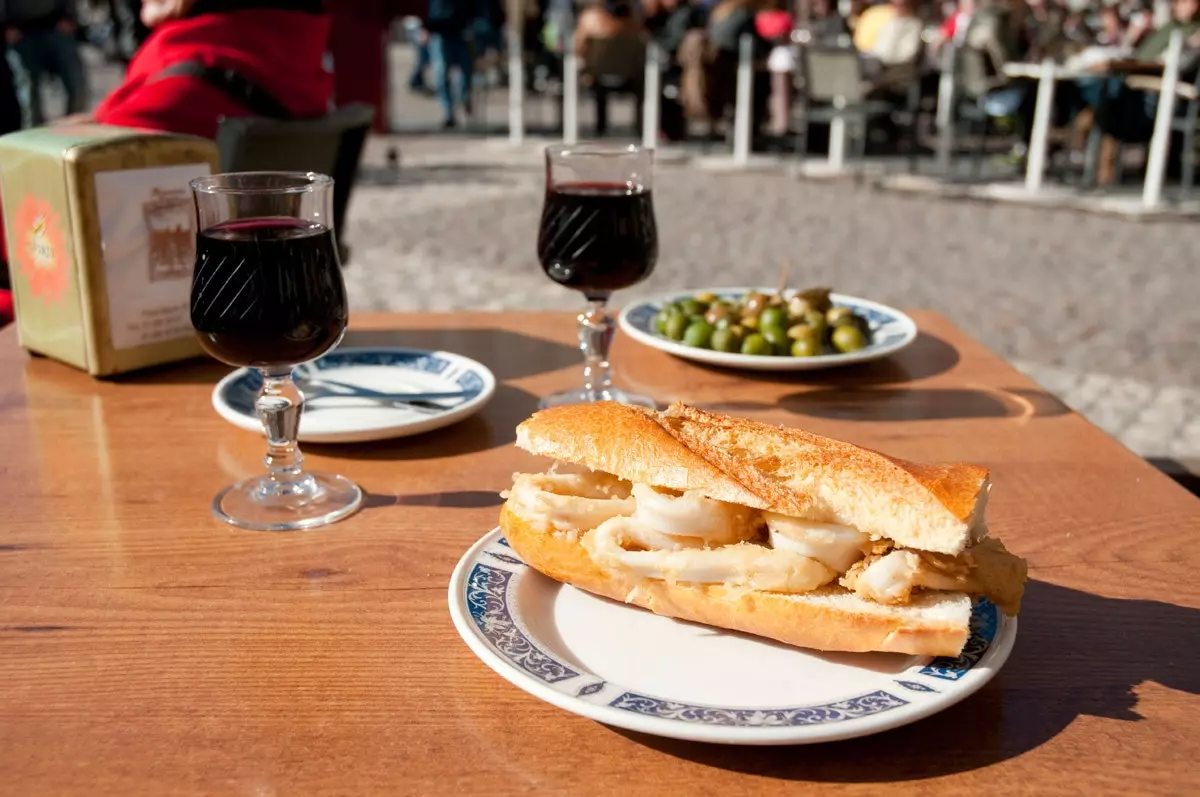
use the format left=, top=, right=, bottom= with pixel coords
left=1024, top=58, right=1057, bottom=192
left=642, top=42, right=661, bottom=150
left=936, top=44, right=957, bottom=174
left=1143, top=30, right=1183, bottom=209
left=507, top=28, right=525, bottom=145
left=732, top=34, right=753, bottom=166
left=828, top=106, right=846, bottom=170
left=563, top=37, right=579, bottom=146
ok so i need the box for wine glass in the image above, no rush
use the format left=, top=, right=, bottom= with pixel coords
left=189, top=171, right=362, bottom=530
left=536, top=144, right=658, bottom=409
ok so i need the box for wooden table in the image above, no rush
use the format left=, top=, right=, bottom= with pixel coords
left=2, top=312, right=1197, bottom=795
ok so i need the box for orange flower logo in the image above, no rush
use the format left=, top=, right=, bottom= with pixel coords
left=13, top=195, right=69, bottom=304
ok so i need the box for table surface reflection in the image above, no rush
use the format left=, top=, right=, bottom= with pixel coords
left=1, top=311, right=1197, bottom=795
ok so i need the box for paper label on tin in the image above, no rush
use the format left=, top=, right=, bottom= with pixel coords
left=96, top=163, right=211, bottom=350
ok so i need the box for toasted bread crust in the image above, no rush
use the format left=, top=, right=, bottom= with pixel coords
left=666, top=404, right=989, bottom=524
left=515, top=402, right=765, bottom=508
left=515, top=402, right=989, bottom=554
left=500, top=504, right=972, bottom=657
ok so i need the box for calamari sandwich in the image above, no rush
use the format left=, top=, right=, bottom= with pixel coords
left=499, top=402, right=1027, bottom=657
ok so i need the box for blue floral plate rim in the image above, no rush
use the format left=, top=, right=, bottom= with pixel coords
left=448, top=527, right=1017, bottom=746
left=618, top=288, right=918, bottom=372
left=212, top=346, right=497, bottom=444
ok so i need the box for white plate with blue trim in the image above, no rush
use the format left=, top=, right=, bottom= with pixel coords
left=449, top=527, right=1017, bottom=745
left=618, top=289, right=918, bottom=371
left=212, top=346, right=496, bottom=444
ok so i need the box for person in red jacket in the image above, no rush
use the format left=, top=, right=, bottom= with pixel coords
left=92, top=0, right=333, bottom=139
left=0, top=0, right=335, bottom=326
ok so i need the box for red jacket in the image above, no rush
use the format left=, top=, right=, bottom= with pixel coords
left=93, top=9, right=333, bottom=139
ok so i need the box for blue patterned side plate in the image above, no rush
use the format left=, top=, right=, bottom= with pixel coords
left=450, top=528, right=1017, bottom=746
left=212, top=347, right=496, bottom=444
left=618, top=289, right=918, bottom=372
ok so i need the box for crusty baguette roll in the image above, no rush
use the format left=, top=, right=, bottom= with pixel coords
left=516, top=402, right=989, bottom=555
left=501, top=505, right=973, bottom=656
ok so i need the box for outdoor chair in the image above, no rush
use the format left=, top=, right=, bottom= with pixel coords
left=581, top=34, right=647, bottom=136
left=215, top=103, right=376, bottom=262
left=947, top=45, right=1009, bottom=177
left=793, top=44, right=916, bottom=177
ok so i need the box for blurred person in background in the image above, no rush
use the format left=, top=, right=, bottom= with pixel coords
left=938, top=0, right=976, bottom=46
left=0, top=22, right=17, bottom=326
left=1095, top=0, right=1127, bottom=46
left=403, top=15, right=433, bottom=94
left=865, top=0, right=924, bottom=72
left=472, top=0, right=506, bottom=87
left=426, top=0, right=474, bottom=128
left=90, top=0, right=332, bottom=138
left=644, top=0, right=708, bottom=139
left=0, top=35, right=19, bottom=133
left=808, top=0, right=851, bottom=43
left=573, top=0, right=642, bottom=58
left=704, top=0, right=768, bottom=136
left=853, top=0, right=898, bottom=52
left=3, top=0, right=87, bottom=126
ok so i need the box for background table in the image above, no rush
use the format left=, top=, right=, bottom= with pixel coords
left=1, top=312, right=1197, bottom=795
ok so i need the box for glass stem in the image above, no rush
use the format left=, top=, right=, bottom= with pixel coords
left=256, top=368, right=310, bottom=493
left=578, top=298, right=614, bottom=400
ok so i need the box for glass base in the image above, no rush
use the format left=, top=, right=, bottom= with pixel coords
left=539, top=387, right=658, bottom=410
left=212, top=472, right=363, bottom=531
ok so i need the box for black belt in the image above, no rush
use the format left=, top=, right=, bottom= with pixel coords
left=153, top=60, right=294, bottom=120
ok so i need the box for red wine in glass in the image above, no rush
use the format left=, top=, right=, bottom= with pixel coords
left=190, top=218, right=348, bottom=369
left=537, top=182, right=658, bottom=300
left=536, top=145, right=657, bottom=410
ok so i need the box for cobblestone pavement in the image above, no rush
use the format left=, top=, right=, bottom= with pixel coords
left=344, top=136, right=1200, bottom=461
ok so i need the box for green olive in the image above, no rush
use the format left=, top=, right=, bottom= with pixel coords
left=655, top=309, right=678, bottom=334
left=664, top=313, right=689, bottom=341
left=797, top=287, right=833, bottom=313
left=831, top=324, right=868, bottom=353
left=759, top=306, right=788, bottom=332
left=826, top=306, right=856, bottom=326
left=683, top=319, right=715, bottom=349
left=694, top=291, right=718, bottom=304
left=742, top=292, right=768, bottom=318
left=791, top=337, right=822, bottom=357
left=761, top=322, right=789, bottom=350
left=786, top=323, right=814, bottom=340
left=740, top=315, right=759, bottom=331
left=710, top=325, right=743, bottom=353
left=787, top=295, right=813, bottom=318
left=704, top=302, right=733, bottom=325
left=740, top=333, right=772, bottom=356
left=679, top=298, right=708, bottom=317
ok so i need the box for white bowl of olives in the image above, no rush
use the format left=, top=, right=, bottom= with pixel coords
left=618, top=287, right=918, bottom=371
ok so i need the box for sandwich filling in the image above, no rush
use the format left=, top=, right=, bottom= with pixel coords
left=507, top=469, right=1025, bottom=614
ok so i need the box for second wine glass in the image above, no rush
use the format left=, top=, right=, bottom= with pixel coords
left=536, top=144, right=658, bottom=409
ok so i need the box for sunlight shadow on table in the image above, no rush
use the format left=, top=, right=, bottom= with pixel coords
left=675, top=332, right=962, bottom=388
left=342, top=328, right=579, bottom=381
left=610, top=580, right=1200, bottom=782
left=361, top=490, right=503, bottom=510
left=105, top=327, right=579, bottom=386
left=778, top=386, right=1071, bottom=422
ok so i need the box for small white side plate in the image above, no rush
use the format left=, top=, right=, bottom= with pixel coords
left=449, top=528, right=1017, bottom=746
left=213, top=347, right=496, bottom=444
left=618, top=289, right=918, bottom=371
